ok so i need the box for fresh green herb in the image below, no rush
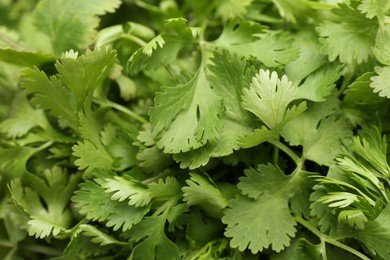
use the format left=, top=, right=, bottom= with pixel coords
left=1, top=0, right=390, bottom=259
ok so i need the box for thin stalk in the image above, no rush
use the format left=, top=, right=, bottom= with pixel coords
left=33, top=140, right=54, bottom=154
left=163, top=63, right=182, bottom=83
left=0, top=239, right=14, bottom=248
left=295, top=216, right=370, bottom=260
left=104, top=101, right=148, bottom=124
left=123, top=34, right=147, bottom=47
left=268, top=140, right=301, bottom=166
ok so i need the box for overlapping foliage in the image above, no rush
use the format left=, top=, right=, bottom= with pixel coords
left=1, top=0, right=390, bottom=259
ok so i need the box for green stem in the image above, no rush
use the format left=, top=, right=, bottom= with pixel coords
left=33, top=140, right=54, bottom=154
left=103, top=100, right=148, bottom=124
left=295, top=216, right=370, bottom=260
left=122, top=34, right=147, bottom=47
left=268, top=140, right=301, bottom=166
left=0, top=239, right=14, bottom=248
left=163, top=63, right=182, bottom=83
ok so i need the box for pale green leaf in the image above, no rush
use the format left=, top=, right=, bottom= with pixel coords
left=128, top=217, right=181, bottom=260
left=284, top=30, right=327, bottom=87
left=102, top=176, right=152, bottom=207
left=128, top=18, right=199, bottom=75
left=0, top=49, right=54, bottom=67
left=72, top=140, right=113, bottom=172
left=55, top=48, right=117, bottom=108
left=182, top=172, right=229, bottom=218
left=358, top=0, right=390, bottom=20
left=238, top=126, right=274, bottom=148
left=223, top=194, right=296, bottom=253
left=171, top=50, right=256, bottom=168
left=271, top=0, right=310, bottom=23
left=20, top=67, right=78, bottom=130
left=150, top=66, right=223, bottom=153
left=355, top=204, right=390, bottom=259
left=343, top=72, right=386, bottom=106
left=296, top=63, right=341, bottom=102
left=372, top=24, right=390, bottom=65
left=317, top=2, right=377, bottom=64
left=338, top=209, right=368, bottom=230
left=282, top=96, right=351, bottom=166
left=72, top=179, right=149, bottom=232
left=223, top=164, right=313, bottom=253
left=79, top=224, right=126, bottom=246
left=242, top=69, right=307, bottom=136
left=33, top=0, right=121, bottom=54
left=9, top=167, right=80, bottom=238
left=148, top=177, right=181, bottom=199
left=214, top=22, right=298, bottom=67
left=216, top=0, right=253, bottom=21
left=370, top=66, right=390, bottom=98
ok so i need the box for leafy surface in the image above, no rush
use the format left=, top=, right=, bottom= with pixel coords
left=223, top=164, right=314, bottom=253
left=2, top=0, right=390, bottom=259
left=33, top=0, right=121, bottom=54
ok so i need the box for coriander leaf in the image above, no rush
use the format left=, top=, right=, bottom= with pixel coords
left=137, top=146, right=173, bottom=173
left=182, top=172, right=229, bottom=218
left=317, top=2, right=377, bottom=64
left=72, top=140, right=113, bottom=173
left=72, top=179, right=149, bottom=232
left=370, top=66, right=390, bottom=98
left=295, top=63, right=342, bottom=102
left=128, top=217, right=181, bottom=260
left=350, top=125, right=390, bottom=175
left=136, top=124, right=174, bottom=173
left=372, top=24, right=390, bottom=65
left=270, top=235, right=322, bottom=260
left=282, top=95, right=351, bottom=166
left=215, top=0, right=253, bottom=21
left=171, top=50, right=256, bottom=168
left=223, top=164, right=313, bottom=253
left=101, top=124, right=138, bottom=171
left=128, top=18, right=200, bottom=75
left=213, top=21, right=298, bottom=67
left=242, top=69, right=307, bottom=136
left=102, top=177, right=152, bottom=207
left=10, top=167, right=80, bottom=238
left=0, top=49, right=54, bottom=67
left=284, top=30, right=327, bottom=87
left=355, top=204, right=390, bottom=259
left=150, top=66, right=223, bottom=153
left=148, top=176, right=181, bottom=199
left=33, top=0, right=121, bottom=54
left=223, top=194, right=296, bottom=253
left=55, top=48, right=117, bottom=109
left=343, top=72, right=386, bottom=106
left=0, top=146, right=40, bottom=179
left=63, top=233, right=114, bottom=258
left=271, top=0, right=310, bottom=23
left=358, top=0, right=390, bottom=20
left=0, top=93, right=50, bottom=138
left=79, top=224, right=126, bottom=246
left=20, top=67, right=78, bottom=130
left=312, top=126, right=390, bottom=230
left=238, top=126, right=274, bottom=148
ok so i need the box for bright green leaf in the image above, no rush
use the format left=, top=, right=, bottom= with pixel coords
left=242, top=69, right=307, bottom=136
left=33, top=0, right=121, bottom=54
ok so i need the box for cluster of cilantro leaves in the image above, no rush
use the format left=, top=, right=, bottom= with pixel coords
left=1, top=0, right=390, bottom=259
